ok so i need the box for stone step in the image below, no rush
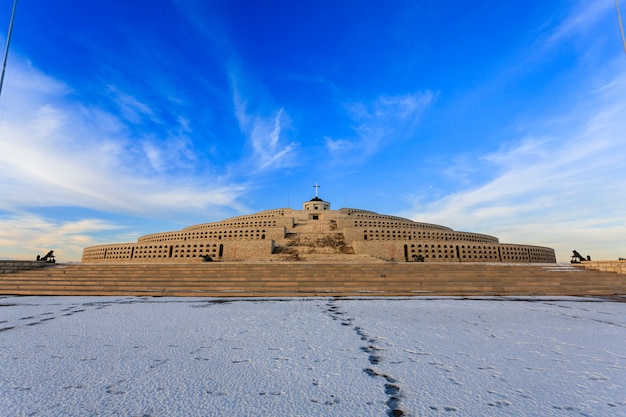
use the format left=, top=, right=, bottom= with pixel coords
left=0, top=264, right=614, bottom=278
left=0, top=262, right=623, bottom=297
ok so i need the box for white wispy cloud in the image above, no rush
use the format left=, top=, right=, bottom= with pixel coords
left=0, top=57, right=244, bottom=217
left=232, top=81, right=298, bottom=171
left=139, top=133, right=198, bottom=173
left=325, top=91, right=436, bottom=163
left=542, top=1, right=614, bottom=49
left=107, top=85, right=158, bottom=124
left=251, top=108, right=297, bottom=170
left=402, top=72, right=626, bottom=261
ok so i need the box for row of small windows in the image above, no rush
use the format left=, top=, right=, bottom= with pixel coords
left=408, top=245, right=497, bottom=257
left=85, top=240, right=553, bottom=262
left=139, top=230, right=267, bottom=243
left=136, top=248, right=216, bottom=255
left=501, top=250, right=526, bottom=256
left=409, top=248, right=457, bottom=258
left=133, top=253, right=215, bottom=259
left=362, top=231, right=496, bottom=243
left=352, top=215, right=451, bottom=229
left=127, top=243, right=225, bottom=259
left=355, top=220, right=443, bottom=230
left=353, top=214, right=412, bottom=222
left=193, top=217, right=280, bottom=230
left=138, top=244, right=220, bottom=249
left=83, top=246, right=132, bottom=260
left=402, top=244, right=550, bottom=262
left=410, top=244, right=495, bottom=249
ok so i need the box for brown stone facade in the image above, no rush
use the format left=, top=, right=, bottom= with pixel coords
left=82, top=198, right=556, bottom=263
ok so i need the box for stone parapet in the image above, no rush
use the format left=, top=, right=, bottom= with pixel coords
left=578, top=260, right=626, bottom=275
left=0, top=260, right=54, bottom=274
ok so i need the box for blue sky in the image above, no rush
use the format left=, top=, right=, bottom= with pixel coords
left=0, top=1, right=624, bottom=262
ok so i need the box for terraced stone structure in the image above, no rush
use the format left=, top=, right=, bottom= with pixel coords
left=82, top=196, right=556, bottom=263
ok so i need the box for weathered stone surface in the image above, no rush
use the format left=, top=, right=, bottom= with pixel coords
left=579, top=260, right=626, bottom=275
left=82, top=196, right=556, bottom=264
left=0, top=261, right=52, bottom=274
left=1, top=262, right=623, bottom=296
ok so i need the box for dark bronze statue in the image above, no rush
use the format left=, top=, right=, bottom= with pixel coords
left=412, top=254, right=425, bottom=262
left=571, top=250, right=588, bottom=264
left=36, top=250, right=55, bottom=263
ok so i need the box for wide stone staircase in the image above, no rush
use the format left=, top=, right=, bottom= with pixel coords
left=272, top=219, right=356, bottom=260
left=1, top=262, right=624, bottom=297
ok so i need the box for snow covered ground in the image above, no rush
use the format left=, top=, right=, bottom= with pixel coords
left=0, top=296, right=624, bottom=416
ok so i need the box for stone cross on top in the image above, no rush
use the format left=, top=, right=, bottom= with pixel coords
left=313, top=183, right=320, bottom=198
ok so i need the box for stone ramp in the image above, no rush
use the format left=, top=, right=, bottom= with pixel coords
left=0, top=262, right=624, bottom=297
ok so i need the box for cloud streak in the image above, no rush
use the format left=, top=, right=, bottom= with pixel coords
left=232, top=81, right=298, bottom=172
left=542, top=1, right=614, bottom=49
left=325, top=91, right=436, bottom=163
left=0, top=58, right=244, bottom=217
left=403, top=72, right=626, bottom=261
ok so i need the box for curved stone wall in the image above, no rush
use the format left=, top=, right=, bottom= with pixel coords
left=82, top=202, right=556, bottom=263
